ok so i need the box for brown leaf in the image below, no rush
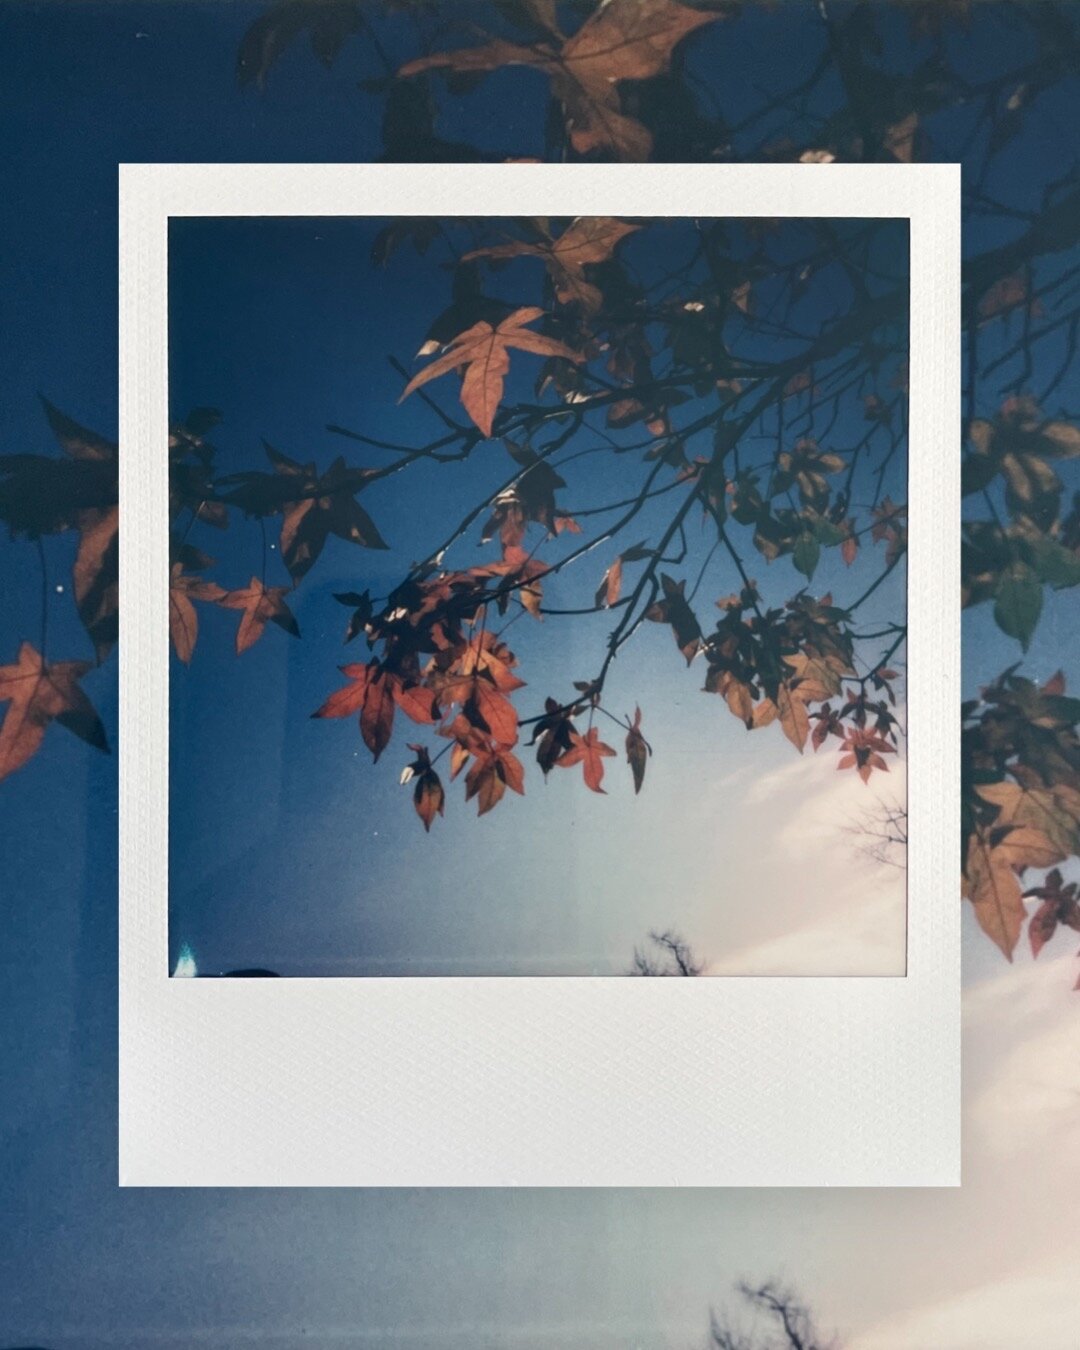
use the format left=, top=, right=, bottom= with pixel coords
left=400, top=307, right=583, bottom=437
left=466, top=678, right=520, bottom=747
left=776, top=681, right=810, bottom=753
left=266, top=444, right=387, bottom=580
left=625, top=706, right=650, bottom=794
left=313, top=661, right=400, bottom=762
left=464, top=742, right=525, bottom=815
left=73, top=504, right=119, bottom=662
left=0, top=641, right=109, bottom=782
left=399, top=0, right=722, bottom=162
left=596, top=555, right=624, bottom=609
left=464, top=217, right=639, bottom=313
left=962, top=831, right=1027, bottom=960
left=975, top=780, right=1080, bottom=858
left=219, top=576, right=300, bottom=654
left=169, top=562, right=226, bottom=665
left=1024, top=868, right=1080, bottom=959
left=401, top=746, right=445, bottom=833
left=644, top=573, right=702, bottom=663
left=557, top=725, right=616, bottom=793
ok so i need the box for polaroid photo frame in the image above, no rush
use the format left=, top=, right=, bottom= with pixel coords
left=120, top=162, right=960, bottom=1187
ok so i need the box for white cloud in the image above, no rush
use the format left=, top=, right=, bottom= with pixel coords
left=853, top=1265, right=1080, bottom=1350
left=705, top=753, right=907, bottom=975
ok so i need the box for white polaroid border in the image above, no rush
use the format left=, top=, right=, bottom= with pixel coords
left=120, top=163, right=960, bottom=1187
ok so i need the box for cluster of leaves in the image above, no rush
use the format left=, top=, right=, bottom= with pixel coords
left=298, top=196, right=913, bottom=832
left=962, top=669, right=1080, bottom=978
left=232, top=0, right=1080, bottom=981
left=169, top=420, right=391, bottom=664
left=0, top=401, right=116, bottom=781
left=311, top=442, right=651, bottom=829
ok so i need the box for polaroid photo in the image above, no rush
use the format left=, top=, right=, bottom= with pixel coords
left=120, top=162, right=959, bottom=1186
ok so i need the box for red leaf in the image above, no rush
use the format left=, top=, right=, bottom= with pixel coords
left=558, top=726, right=617, bottom=793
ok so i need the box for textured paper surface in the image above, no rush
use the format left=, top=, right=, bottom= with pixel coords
left=119, top=163, right=960, bottom=1187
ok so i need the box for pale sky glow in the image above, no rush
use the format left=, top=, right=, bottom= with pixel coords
left=703, top=751, right=907, bottom=975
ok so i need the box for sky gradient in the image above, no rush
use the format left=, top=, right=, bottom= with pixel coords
left=167, top=212, right=909, bottom=977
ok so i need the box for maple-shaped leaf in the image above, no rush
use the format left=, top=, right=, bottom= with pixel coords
left=836, top=725, right=895, bottom=780
left=1, top=402, right=120, bottom=659
left=464, top=741, right=525, bottom=816
left=400, top=307, right=583, bottom=438
left=400, top=744, right=445, bottom=832
left=314, top=662, right=436, bottom=763
left=399, top=0, right=722, bottom=162
left=775, top=681, right=812, bottom=754
left=464, top=217, right=640, bottom=313
left=625, top=706, right=651, bottom=794
left=531, top=696, right=578, bottom=774
left=963, top=826, right=1062, bottom=960
left=260, top=443, right=387, bottom=581
left=169, top=562, right=226, bottom=665
left=40, top=396, right=117, bottom=463
left=975, top=780, right=1080, bottom=858
left=219, top=577, right=300, bottom=655
left=73, top=503, right=119, bottom=663
left=0, top=641, right=109, bottom=782
left=558, top=726, right=617, bottom=793
left=464, top=678, right=520, bottom=747
left=1023, top=868, right=1080, bottom=959
left=645, top=573, right=702, bottom=663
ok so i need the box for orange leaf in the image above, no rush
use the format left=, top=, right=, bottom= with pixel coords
left=557, top=726, right=617, bottom=793
left=400, top=307, right=583, bottom=437
left=218, top=576, right=300, bottom=654
left=0, top=641, right=109, bottom=782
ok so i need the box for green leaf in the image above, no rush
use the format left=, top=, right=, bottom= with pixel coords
left=808, top=515, right=846, bottom=546
left=993, top=562, right=1043, bottom=650
left=1026, top=533, right=1080, bottom=589
left=793, top=532, right=820, bottom=580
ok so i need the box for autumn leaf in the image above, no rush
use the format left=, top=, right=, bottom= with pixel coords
left=400, top=744, right=445, bottom=832
left=169, top=562, right=227, bottom=665
left=40, top=396, right=117, bottom=463
left=73, top=504, right=119, bottom=663
left=531, top=696, right=577, bottom=774
left=1023, top=868, right=1080, bottom=959
left=399, top=0, right=722, bottom=162
left=974, top=779, right=1080, bottom=857
left=400, top=307, right=583, bottom=437
left=645, top=573, right=702, bottom=663
left=558, top=726, right=616, bottom=793
left=963, top=831, right=1027, bottom=960
left=0, top=641, right=109, bottom=782
left=464, top=217, right=640, bottom=313
left=39, top=399, right=120, bottom=660
left=625, top=706, right=650, bottom=794
left=314, top=661, right=393, bottom=761
left=836, top=726, right=896, bottom=781
left=465, top=678, right=520, bottom=746
left=259, top=443, right=387, bottom=581
left=464, top=741, right=525, bottom=815
left=596, top=555, right=624, bottom=609
left=776, top=681, right=811, bottom=753
left=963, top=825, right=1062, bottom=959
left=219, top=576, right=300, bottom=655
